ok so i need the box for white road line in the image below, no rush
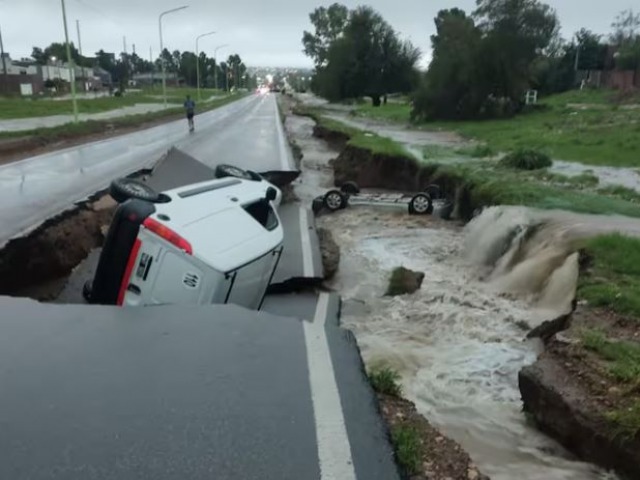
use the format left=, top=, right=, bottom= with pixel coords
left=274, top=97, right=292, bottom=170
left=303, top=293, right=357, bottom=480
left=299, top=207, right=314, bottom=277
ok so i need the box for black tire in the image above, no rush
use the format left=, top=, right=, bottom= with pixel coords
left=424, top=184, right=441, bottom=200
left=109, top=178, right=161, bottom=204
left=82, top=280, right=93, bottom=303
left=408, top=193, right=433, bottom=215
left=215, top=164, right=253, bottom=181
left=438, top=200, right=455, bottom=220
left=312, top=197, right=324, bottom=215
left=340, top=181, right=360, bottom=194
left=323, top=190, right=347, bottom=211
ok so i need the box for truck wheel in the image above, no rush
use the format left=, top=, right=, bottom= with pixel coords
left=312, top=197, right=324, bottom=215
left=408, top=193, right=433, bottom=215
left=323, top=190, right=347, bottom=211
left=109, top=178, right=161, bottom=204
left=215, top=164, right=253, bottom=181
left=340, top=181, right=360, bottom=194
left=424, top=184, right=441, bottom=199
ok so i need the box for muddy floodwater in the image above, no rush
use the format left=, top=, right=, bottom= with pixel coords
left=320, top=207, right=617, bottom=480
left=284, top=107, right=624, bottom=479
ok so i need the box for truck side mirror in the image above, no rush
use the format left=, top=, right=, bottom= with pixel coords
left=266, top=187, right=277, bottom=202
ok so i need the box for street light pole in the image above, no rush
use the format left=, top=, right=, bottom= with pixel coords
left=60, top=0, right=78, bottom=122
left=159, top=5, right=188, bottom=108
left=213, top=44, right=228, bottom=92
left=195, top=30, right=215, bottom=102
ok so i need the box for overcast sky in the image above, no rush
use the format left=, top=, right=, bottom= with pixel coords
left=0, top=0, right=635, bottom=67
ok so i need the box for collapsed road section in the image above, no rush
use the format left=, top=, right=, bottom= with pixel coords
left=0, top=98, right=403, bottom=479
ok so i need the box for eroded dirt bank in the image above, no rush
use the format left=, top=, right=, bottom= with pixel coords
left=0, top=194, right=116, bottom=300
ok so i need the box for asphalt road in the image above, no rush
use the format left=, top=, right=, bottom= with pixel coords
left=0, top=93, right=293, bottom=247
left=0, top=295, right=400, bottom=480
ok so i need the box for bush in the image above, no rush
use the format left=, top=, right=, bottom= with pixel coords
left=500, top=149, right=552, bottom=170
left=391, top=425, right=421, bottom=475
left=369, top=366, right=402, bottom=396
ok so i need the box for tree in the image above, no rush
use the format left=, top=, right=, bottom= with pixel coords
left=31, top=47, right=46, bottom=64
left=302, top=3, right=349, bottom=67
left=305, top=5, right=419, bottom=105
left=413, top=1, right=560, bottom=121
left=411, top=9, right=483, bottom=120
left=473, top=0, right=559, bottom=103
left=610, top=9, right=640, bottom=46
left=610, top=10, right=640, bottom=70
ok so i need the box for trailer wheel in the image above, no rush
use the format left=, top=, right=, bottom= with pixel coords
left=340, top=181, right=360, bottom=194
left=408, top=193, right=433, bottom=215
left=323, top=190, right=347, bottom=211
left=109, top=178, right=161, bottom=204
left=424, top=184, right=441, bottom=199
left=215, top=164, right=254, bottom=181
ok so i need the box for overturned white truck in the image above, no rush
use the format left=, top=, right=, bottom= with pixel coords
left=84, top=166, right=284, bottom=310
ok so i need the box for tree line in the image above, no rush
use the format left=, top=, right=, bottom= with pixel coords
left=31, top=43, right=257, bottom=91
left=302, top=1, right=640, bottom=120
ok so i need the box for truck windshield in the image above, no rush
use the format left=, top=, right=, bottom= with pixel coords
left=243, top=200, right=278, bottom=231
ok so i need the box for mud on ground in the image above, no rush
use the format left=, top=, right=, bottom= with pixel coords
left=520, top=306, right=640, bottom=479
left=379, top=394, right=488, bottom=480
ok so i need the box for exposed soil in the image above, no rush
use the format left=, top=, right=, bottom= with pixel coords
left=520, top=306, right=640, bottom=480
left=379, top=393, right=489, bottom=480
left=317, top=227, right=340, bottom=281
left=1, top=193, right=116, bottom=300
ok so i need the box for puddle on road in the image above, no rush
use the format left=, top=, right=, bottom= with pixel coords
left=320, top=207, right=617, bottom=480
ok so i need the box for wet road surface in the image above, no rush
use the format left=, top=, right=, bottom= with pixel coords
left=0, top=295, right=400, bottom=480
left=0, top=93, right=293, bottom=247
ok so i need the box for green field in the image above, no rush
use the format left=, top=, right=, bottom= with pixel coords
left=354, top=89, right=640, bottom=168
left=0, top=87, right=225, bottom=119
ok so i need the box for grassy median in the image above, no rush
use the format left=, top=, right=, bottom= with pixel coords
left=0, top=93, right=244, bottom=142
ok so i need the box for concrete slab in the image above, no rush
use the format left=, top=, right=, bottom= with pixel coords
left=0, top=296, right=401, bottom=480
left=272, top=203, right=323, bottom=285
left=145, top=147, right=217, bottom=192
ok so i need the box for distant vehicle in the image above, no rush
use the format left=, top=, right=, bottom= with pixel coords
left=84, top=167, right=284, bottom=310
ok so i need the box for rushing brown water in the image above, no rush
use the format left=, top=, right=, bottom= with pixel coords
left=320, top=206, right=620, bottom=480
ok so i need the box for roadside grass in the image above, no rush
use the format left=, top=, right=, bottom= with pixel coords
left=355, top=102, right=412, bottom=123
left=0, top=93, right=243, bottom=141
left=499, top=148, right=552, bottom=170
left=607, top=401, right=640, bottom=441
left=455, top=144, right=495, bottom=158
left=579, top=234, right=640, bottom=317
left=582, top=329, right=640, bottom=439
left=0, top=87, right=224, bottom=119
left=352, top=89, right=640, bottom=167
left=597, top=185, right=640, bottom=203
left=391, top=425, right=421, bottom=475
left=302, top=110, right=410, bottom=157
left=369, top=366, right=403, bottom=397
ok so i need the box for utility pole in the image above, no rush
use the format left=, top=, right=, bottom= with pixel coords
left=213, top=44, right=228, bottom=92
left=159, top=6, right=189, bottom=107
left=0, top=24, right=8, bottom=92
left=123, top=36, right=127, bottom=55
left=76, top=20, right=87, bottom=92
left=150, top=46, right=154, bottom=89
left=61, top=0, right=78, bottom=122
left=195, top=30, right=215, bottom=102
